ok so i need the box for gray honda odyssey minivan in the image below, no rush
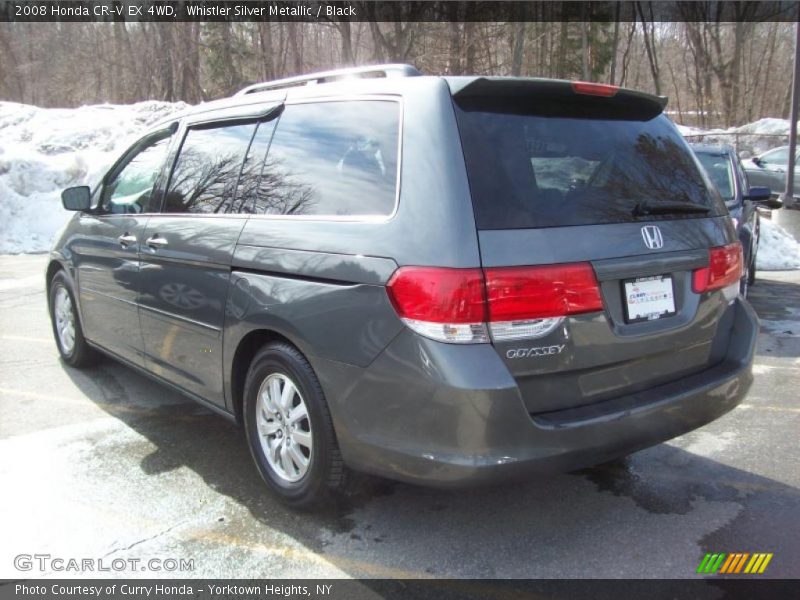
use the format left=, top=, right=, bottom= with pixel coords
left=49, top=65, right=758, bottom=507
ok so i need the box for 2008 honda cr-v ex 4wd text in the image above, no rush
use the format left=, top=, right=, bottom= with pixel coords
left=48, top=65, right=758, bottom=507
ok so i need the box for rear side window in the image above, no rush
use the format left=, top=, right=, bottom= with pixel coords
left=259, top=101, right=400, bottom=217
left=229, top=120, right=278, bottom=214
left=164, top=122, right=256, bottom=214
left=455, top=101, right=723, bottom=229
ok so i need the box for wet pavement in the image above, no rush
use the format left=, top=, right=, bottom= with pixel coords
left=0, top=254, right=798, bottom=579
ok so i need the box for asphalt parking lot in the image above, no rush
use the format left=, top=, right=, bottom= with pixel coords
left=1, top=254, right=798, bottom=580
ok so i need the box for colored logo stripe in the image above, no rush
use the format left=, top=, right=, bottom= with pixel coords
left=745, top=553, right=773, bottom=574
left=721, top=553, right=749, bottom=573
left=698, top=552, right=773, bottom=574
left=697, top=553, right=726, bottom=573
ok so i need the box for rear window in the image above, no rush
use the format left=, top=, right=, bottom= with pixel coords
left=455, top=101, right=724, bottom=229
left=164, top=122, right=256, bottom=214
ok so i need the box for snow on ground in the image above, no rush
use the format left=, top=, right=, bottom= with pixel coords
left=757, top=218, right=800, bottom=271
left=0, top=102, right=799, bottom=272
left=0, top=101, right=186, bottom=254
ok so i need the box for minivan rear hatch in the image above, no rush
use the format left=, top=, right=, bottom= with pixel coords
left=450, top=78, right=738, bottom=416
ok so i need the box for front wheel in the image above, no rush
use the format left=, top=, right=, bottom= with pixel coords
left=48, top=271, right=98, bottom=368
left=243, top=342, right=350, bottom=508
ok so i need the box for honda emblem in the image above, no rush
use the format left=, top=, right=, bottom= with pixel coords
left=641, top=225, right=664, bottom=250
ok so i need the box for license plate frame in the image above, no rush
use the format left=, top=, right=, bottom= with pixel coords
left=622, top=275, right=677, bottom=324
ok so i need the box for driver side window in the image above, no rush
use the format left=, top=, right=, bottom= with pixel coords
left=762, top=148, right=788, bottom=166
left=101, top=134, right=172, bottom=214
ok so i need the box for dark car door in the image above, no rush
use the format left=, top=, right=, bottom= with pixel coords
left=746, top=147, right=798, bottom=193
left=137, top=116, right=276, bottom=408
left=733, top=154, right=759, bottom=268
left=73, top=129, right=174, bottom=367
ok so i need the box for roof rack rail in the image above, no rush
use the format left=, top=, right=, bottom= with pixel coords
left=234, top=64, right=422, bottom=96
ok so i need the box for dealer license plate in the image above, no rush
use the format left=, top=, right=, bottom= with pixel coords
left=622, top=275, right=676, bottom=323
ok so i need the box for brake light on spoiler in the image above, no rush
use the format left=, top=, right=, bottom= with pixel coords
left=386, top=263, right=603, bottom=344
left=571, top=81, right=619, bottom=97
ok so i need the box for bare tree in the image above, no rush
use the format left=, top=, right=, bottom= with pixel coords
left=0, top=14, right=796, bottom=132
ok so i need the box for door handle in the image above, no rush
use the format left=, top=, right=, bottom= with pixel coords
left=146, top=235, right=168, bottom=250
left=118, top=233, right=137, bottom=248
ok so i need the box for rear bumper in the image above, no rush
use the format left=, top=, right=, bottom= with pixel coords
left=314, top=297, right=758, bottom=488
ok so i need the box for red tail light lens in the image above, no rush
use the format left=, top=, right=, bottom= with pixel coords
left=385, top=263, right=604, bottom=343
left=485, top=263, right=603, bottom=320
left=386, top=267, right=486, bottom=323
left=571, top=81, right=619, bottom=97
left=692, top=243, right=743, bottom=293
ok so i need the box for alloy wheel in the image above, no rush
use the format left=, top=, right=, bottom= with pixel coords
left=53, top=286, right=76, bottom=355
left=255, top=373, right=313, bottom=483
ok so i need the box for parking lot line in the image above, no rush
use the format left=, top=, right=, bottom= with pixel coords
left=0, top=386, right=84, bottom=403
left=0, top=334, right=51, bottom=343
left=739, top=404, right=800, bottom=413
left=184, top=528, right=433, bottom=579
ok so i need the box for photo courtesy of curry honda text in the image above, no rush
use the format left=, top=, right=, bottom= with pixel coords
left=48, top=65, right=758, bottom=507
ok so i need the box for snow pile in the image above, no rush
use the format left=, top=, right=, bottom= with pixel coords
left=757, top=218, right=800, bottom=271
left=0, top=101, right=186, bottom=254
left=678, top=117, right=797, bottom=156
left=675, top=123, right=706, bottom=137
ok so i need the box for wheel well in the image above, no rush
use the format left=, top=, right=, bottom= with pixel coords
left=45, top=260, right=64, bottom=297
left=230, top=329, right=296, bottom=424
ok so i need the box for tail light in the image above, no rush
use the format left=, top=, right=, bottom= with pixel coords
left=386, top=263, right=603, bottom=344
left=571, top=81, right=619, bottom=97
left=386, top=267, right=488, bottom=343
left=692, top=243, right=743, bottom=293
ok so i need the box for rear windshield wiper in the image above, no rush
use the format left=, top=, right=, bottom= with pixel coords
left=633, top=200, right=711, bottom=217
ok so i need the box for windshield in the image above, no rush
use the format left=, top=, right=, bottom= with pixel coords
left=694, top=152, right=736, bottom=206
left=454, top=102, right=724, bottom=229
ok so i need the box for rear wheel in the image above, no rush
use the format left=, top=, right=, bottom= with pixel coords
left=243, top=342, right=350, bottom=508
left=740, top=251, right=756, bottom=298
left=48, top=271, right=97, bottom=368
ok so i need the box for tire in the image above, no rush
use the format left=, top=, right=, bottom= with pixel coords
left=48, top=270, right=98, bottom=368
left=740, top=266, right=749, bottom=298
left=748, top=253, right=756, bottom=287
left=243, top=342, right=350, bottom=508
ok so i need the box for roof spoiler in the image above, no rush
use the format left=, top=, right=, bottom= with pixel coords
left=450, top=77, right=668, bottom=120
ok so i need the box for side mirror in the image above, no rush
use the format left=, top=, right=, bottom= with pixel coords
left=61, top=186, right=92, bottom=211
left=745, top=186, right=772, bottom=202
left=760, top=197, right=784, bottom=210
left=751, top=157, right=762, bottom=167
